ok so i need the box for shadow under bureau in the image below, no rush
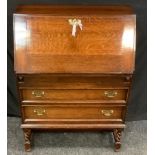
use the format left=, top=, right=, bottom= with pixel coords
left=13, top=5, right=136, bottom=152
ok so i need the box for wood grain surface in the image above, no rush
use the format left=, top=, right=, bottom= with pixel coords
left=14, top=6, right=136, bottom=74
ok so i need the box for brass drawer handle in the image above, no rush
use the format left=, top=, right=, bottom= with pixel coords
left=68, top=18, right=83, bottom=37
left=104, top=90, right=118, bottom=98
left=32, top=90, right=45, bottom=98
left=34, top=109, right=46, bottom=116
left=101, top=110, right=114, bottom=117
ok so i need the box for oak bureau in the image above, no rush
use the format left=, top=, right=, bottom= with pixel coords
left=13, top=5, right=136, bottom=152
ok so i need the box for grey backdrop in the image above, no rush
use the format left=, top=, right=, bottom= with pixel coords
left=7, top=0, right=147, bottom=121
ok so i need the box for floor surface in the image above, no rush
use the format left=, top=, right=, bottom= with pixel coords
left=7, top=117, right=146, bottom=155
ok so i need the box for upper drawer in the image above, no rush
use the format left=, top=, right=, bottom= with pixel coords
left=14, top=14, right=136, bottom=74
left=21, top=89, right=128, bottom=102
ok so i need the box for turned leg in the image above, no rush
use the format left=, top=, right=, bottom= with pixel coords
left=23, top=128, right=32, bottom=152
left=113, top=129, right=122, bottom=152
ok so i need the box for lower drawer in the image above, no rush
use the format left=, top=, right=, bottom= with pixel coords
left=22, top=105, right=125, bottom=123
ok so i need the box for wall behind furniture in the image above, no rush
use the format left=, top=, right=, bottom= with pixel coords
left=7, top=0, right=147, bottom=121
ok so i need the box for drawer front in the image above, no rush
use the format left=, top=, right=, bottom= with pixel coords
left=17, top=75, right=132, bottom=88
left=22, top=105, right=124, bottom=120
left=21, top=89, right=128, bottom=101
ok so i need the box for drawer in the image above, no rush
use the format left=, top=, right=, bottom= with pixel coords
left=21, top=89, right=128, bottom=101
left=22, top=105, right=124, bottom=121
left=17, top=75, right=132, bottom=88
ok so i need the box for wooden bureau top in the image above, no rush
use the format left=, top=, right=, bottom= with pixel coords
left=14, top=5, right=136, bottom=74
left=15, top=5, right=133, bottom=15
